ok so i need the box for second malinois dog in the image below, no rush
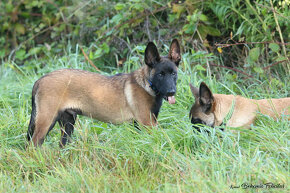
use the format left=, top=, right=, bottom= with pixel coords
left=27, top=39, right=181, bottom=146
left=189, top=82, right=290, bottom=130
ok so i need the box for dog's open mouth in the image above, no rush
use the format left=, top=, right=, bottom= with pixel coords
left=164, top=96, right=176, bottom=104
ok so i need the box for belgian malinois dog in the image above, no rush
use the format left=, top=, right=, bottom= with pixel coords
left=189, top=82, right=290, bottom=130
left=27, top=39, right=181, bottom=146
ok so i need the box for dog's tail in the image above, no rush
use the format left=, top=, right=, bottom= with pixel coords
left=27, top=81, right=39, bottom=141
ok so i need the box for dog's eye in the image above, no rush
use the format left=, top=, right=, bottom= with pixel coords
left=158, top=72, right=165, bottom=77
left=171, top=72, right=176, bottom=75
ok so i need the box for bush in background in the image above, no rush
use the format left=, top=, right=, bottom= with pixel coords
left=0, top=0, right=289, bottom=74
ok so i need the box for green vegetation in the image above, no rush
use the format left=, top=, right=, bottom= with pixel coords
left=0, top=0, right=289, bottom=192
left=1, top=0, right=289, bottom=70
left=0, top=46, right=289, bottom=192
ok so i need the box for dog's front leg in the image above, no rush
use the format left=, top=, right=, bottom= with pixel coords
left=136, top=112, right=158, bottom=127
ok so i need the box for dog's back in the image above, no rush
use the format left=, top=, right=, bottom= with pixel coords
left=256, top=98, right=290, bottom=119
left=34, top=69, right=134, bottom=123
left=215, top=95, right=290, bottom=128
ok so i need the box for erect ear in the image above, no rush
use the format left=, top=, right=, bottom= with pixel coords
left=189, top=83, right=199, bottom=99
left=168, top=39, right=181, bottom=66
left=199, top=82, right=214, bottom=113
left=145, top=42, right=161, bottom=68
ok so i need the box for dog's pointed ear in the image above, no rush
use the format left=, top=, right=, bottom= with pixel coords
left=168, top=39, right=181, bottom=66
left=190, top=83, right=199, bottom=99
left=145, top=42, right=160, bottom=68
left=199, top=82, right=214, bottom=113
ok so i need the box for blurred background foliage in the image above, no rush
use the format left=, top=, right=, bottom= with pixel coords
left=0, top=0, right=289, bottom=74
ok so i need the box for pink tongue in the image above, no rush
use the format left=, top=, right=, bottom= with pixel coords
left=168, top=96, right=176, bottom=104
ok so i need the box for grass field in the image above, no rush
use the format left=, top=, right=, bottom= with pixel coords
left=0, top=45, right=289, bottom=192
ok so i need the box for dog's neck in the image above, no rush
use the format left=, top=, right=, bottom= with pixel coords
left=213, top=94, right=236, bottom=126
left=133, top=65, right=165, bottom=119
left=133, top=65, right=156, bottom=97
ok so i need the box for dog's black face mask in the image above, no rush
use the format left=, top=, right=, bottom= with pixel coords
left=144, top=39, right=181, bottom=104
left=190, top=115, right=214, bottom=133
left=150, top=60, right=178, bottom=103
left=191, top=117, right=205, bottom=132
left=189, top=82, right=216, bottom=132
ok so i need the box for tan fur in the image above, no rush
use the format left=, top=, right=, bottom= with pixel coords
left=190, top=83, right=290, bottom=128
left=29, top=39, right=181, bottom=146
left=212, top=95, right=290, bottom=128
left=31, top=66, right=157, bottom=145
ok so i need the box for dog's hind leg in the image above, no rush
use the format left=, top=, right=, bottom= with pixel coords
left=31, top=105, right=59, bottom=147
left=27, top=106, right=36, bottom=141
left=27, top=89, right=37, bottom=141
left=58, top=110, right=77, bottom=147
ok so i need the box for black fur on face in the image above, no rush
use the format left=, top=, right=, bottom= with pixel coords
left=144, top=39, right=181, bottom=119
left=144, top=40, right=181, bottom=98
left=191, top=118, right=204, bottom=132
left=189, top=112, right=206, bottom=132
left=189, top=112, right=214, bottom=133
left=151, top=59, right=178, bottom=97
left=191, top=117, right=212, bottom=132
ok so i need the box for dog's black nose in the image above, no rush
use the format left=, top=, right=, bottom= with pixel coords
left=167, top=90, right=176, bottom=96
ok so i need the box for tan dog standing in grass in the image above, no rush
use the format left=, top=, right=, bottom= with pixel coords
left=189, top=82, right=290, bottom=130
left=27, top=39, right=181, bottom=147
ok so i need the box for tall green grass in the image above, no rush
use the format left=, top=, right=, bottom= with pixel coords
left=0, top=46, right=289, bottom=192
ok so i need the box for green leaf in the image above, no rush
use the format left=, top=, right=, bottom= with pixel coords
left=195, top=64, right=206, bottom=71
left=199, top=25, right=221, bottom=37
left=0, top=49, right=5, bottom=58
left=168, top=14, right=177, bottom=23
left=89, top=51, right=93, bottom=60
left=254, top=67, right=264, bottom=74
left=94, top=49, right=102, bottom=59
left=249, top=47, right=260, bottom=62
left=199, top=14, right=208, bottom=22
left=269, top=43, right=280, bottom=52
left=75, top=10, right=84, bottom=19
left=187, top=14, right=198, bottom=22
left=15, top=49, right=26, bottom=60
left=31, top=0, right=39, bottom=7
left=197, top=25, right=208, bottom=39
left=206, top=26, right=221, bottom=36
left=5, top=3, right=13, bottom=12
left=225, top=74, right=236, bottom=81
left=115, top=3, right=126, bottom=11
left=90, top=126, right=104, bottom=135
left=28, top=47, right=41, bottom=55
left=131, top=3, right=144, bottom=11
left=111, top=14, right=122, bottom=24
left=275, top=56, right=287, bottom=62
left=15, top=24, right=25, bottom=34
left=101, top=43, right=110, bottom=54
left=183, top=23, right=196, bottom=34
left=172, top=3, right=185, bottom=18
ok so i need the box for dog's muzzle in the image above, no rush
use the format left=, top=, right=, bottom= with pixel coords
left=164, top=91, right=176, bottom=104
